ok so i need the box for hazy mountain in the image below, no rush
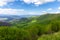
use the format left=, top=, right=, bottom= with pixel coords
left=0, top=14, right=39, bottom=22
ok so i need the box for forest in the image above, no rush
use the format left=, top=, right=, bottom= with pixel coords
left=0, top=14, right=60, bottom=40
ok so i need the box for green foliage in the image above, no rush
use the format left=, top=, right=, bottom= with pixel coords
left=51, top=22, right=60, bottom=32
left=38, top=32, right=60, bottom=40
left=0, top=27, right=31, bottom=40
left=0, top=14, right=60, bottom=40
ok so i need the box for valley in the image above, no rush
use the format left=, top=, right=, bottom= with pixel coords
left=0, top=13, right=60, bottom=40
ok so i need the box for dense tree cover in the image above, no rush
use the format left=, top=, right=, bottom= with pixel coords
left=0, top=27, right=32, bottom=40
left=0, top=14, right=60, bottom=40
left=38, top=32, right=60, bottom=40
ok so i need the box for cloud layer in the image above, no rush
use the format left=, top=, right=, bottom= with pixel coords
left=21, top=0, right=56, bottom=6
left=0, top=7, right=59, bottom=15
left=0, top=8, right=37, bottom=15
left=0, top=0, right=59, bottom=15
left=0, top=8, right=24, bottom=15
left=0, top=0, right=58, bottom=6
left=0, top=0, right=16, bottom=6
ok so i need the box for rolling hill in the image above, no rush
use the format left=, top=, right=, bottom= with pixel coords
left=0, top=13, right=60, bottom=40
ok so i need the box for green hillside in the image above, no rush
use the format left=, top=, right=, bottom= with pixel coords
left=38, top=32, right=60, bottom=40
left=0, top=13, right=60, bottom=40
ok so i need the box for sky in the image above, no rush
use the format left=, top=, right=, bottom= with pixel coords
left=0, top=0, right=60, bottom=15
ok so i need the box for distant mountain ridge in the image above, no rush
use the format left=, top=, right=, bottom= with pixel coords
left=0, top=13, right=60, bottom=26
left=0, top=15, right=39, bottom=22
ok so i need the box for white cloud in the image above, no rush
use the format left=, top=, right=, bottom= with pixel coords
left=58, top=7, right=60, bottom=10
left=47, top=8, right=52, bottom=11
left=42, top=11, right=46, bottom=13
left=28, top=12, right=38, bottom=15
left=0, top=0, right=56, bottom=6
left=0, top=0, right=16, bottom=6
left=0, top=8, right=25, bottom=15
left=21, top=0, right=56, bottom=6
left=56, top=11, right=60, bottom=13
left=0, top=8, right=40, bottom=15
left=41, top=11, right=47, bottom=14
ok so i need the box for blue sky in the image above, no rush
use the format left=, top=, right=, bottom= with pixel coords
left=0, top=0, right=60, bottom=15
